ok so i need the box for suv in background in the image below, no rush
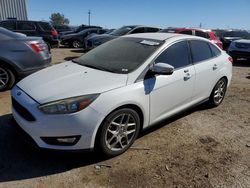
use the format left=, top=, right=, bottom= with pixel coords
left=160, top=28, right=223, bottom=49
left=0, top=20, right=59, bottom=49
left=228, top=39, right=250, bottom=62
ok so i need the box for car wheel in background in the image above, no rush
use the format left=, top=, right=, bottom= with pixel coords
left=209, top=78, right=227, bottom=107
left=0, top=65, right=15, bottom=92
left=97, top=108, right=140, bottom=157
left=72, top=40, right=81, bottom=48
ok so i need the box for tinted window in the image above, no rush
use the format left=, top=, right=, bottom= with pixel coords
left=110, top=26, right=135, bottom=36
left=39, top=22, right=53, bottom=31
left=209, top=43, right=221, bottom=57
left=195, top=31, right=209, bottom=39
left=155, top=41, right=190, bottom=69
left=0, top=21, right=16, bottom=30
left=145, top=27, right=160, bottom=32
left=190, top=40, right=213, bottom=63
left=75, top=37, right=163, bottom=74
left=179, top=30, right=192, bottom=35
left=17, top=22, right=35, bottom=30
left=131, top=27, right=145, bottom=34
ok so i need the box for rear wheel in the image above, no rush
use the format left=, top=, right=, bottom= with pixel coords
left=0, top=65, right=15, bottom=92
left=97, top=108, right=140, bottom=157
left=72, top=40, right=81, bottom=48
left=208, top=78, right=227, bottom=107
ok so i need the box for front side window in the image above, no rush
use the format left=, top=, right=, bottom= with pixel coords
left=74, top=37, right=163, bottom=74
left=155, top=41, right=190, bottom=69
left=190, top=40, right=213, bottom=63
left=17, top=22, right=35, bottom=31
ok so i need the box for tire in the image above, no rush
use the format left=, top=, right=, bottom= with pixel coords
left=72, top=40, right=81, bottom=48
left=0, top=65, right=15, bottom=92
left=208, top=78, right=227, bottom=107
left=97, top=108, right=140, bottom=157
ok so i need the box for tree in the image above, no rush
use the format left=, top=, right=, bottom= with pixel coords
left=50, top=13, right=70, bottom=26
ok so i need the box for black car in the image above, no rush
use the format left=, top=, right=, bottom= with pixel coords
left=0, top=27, right=51, bottom=91
left=60, top=24, right=102, bottom=36
left=85, top=25, right=161, bottom=50
left=60, top=28, right=107, bottom=48
left=215, top=30, right=250, bottom=50
left=0, top=20, right=59, bottom=49
left=53, top=25, right=73, bottom=34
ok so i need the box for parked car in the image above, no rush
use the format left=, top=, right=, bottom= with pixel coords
left=85, top=25, right=161, bottom=50
left=216, top=30, right=250, bottom=50
left=53, top=25, right=72, bottom=34
left=228, top=39, right=250, bottom=62
left=11, top=33, right=232, bottom=157
left=0, top=20, right=59, bottom=49
left=160, top=28, right=223, bottom=49
left=0, top=27, right=51, bottom=91
left=60, top=28, right=107, bottom=48
left=60, top=24, right=102, bottom=36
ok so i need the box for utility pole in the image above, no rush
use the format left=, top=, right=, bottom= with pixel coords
left=88, top=9, right=91, bottom=26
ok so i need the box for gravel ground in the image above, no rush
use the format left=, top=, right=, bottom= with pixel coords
left=0, top=48, right=249, bottom=188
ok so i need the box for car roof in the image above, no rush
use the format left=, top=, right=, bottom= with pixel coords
left=122, top=33, right=199, bottom=41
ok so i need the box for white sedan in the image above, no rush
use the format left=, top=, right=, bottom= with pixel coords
left=11, top=33, right=232, bottom=157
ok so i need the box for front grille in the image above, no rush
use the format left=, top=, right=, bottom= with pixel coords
left=12, top=97, right=36, bottom=122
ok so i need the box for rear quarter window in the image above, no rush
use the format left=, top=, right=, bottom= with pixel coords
left=190, top=40, right=213, bottom=63
left=209, top=43, right=221, bottom=57
left=39, top=22, right=53, bottom=31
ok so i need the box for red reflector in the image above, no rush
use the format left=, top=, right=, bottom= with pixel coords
left=29, top=41, right=47, bottom=53
left=228, top=57, right=233, bottom=63
left=51, top=29, right=58, bottom=36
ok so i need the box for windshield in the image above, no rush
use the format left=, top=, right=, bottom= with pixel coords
left=73, top=37, right=163, bottom=74
left=110, top=26, right=136, bottom=36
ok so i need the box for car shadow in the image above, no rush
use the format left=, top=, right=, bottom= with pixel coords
left=64, top=56, right=80, bottom=61
left=0, top=114, right=105, bottom=182
left=0, top=102, right=211, bottom=182
left=70, top=49, right=87, bottom=53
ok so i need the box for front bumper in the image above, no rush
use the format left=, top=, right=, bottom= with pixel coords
left=228, top=50, right=250, bottom=59
left=11, top=86, right=104, bottom=150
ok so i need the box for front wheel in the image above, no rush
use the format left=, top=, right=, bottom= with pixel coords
left=97, top=108, right=140, bottom=157
left=72, top=40, right=81, bottom=48
left=208, top=78, right=227, bottom=107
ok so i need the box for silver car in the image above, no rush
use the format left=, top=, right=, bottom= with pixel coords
left=12, top=33, right=232, bottom=157
left=0, top=27, right=51, bottom=91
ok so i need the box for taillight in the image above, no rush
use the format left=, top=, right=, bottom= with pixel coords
left=51, top=29, right=58, bottom=36
left=228, top=56, right=233, bottom=63
left=28, top=41, right=47, bottom=53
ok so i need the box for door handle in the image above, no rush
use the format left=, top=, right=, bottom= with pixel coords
left=184, top=69, right=189, bottom=73
left=213, top=64, right=218, bottom=70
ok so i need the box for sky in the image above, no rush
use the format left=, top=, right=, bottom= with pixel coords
left=27, top=0, right=250, bottom=30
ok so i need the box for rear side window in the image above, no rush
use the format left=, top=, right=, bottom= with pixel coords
left=145, top=27, right=160, bottom=32
left=130, top=27, right=145, bottom=34
left=17, top=22, right=36, bottom=31
left=209, top=43, right=221, bottom=57
left=0, top=21, right=16, bottom=30
left=195, top=31, right=209, bottom=39
left=39, top=22, right=53, bottom=31
left=155, top=41, right=190, bottom=69
left=190, top=40, right=213, bottom=63
left=179, top=30, right=192, bottom=35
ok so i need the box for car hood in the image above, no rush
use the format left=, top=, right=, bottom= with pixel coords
left=17, top=61, right=128, bottom=104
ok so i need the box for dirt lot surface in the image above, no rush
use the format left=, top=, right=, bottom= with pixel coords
left=0, top=48, right=249, bottom=188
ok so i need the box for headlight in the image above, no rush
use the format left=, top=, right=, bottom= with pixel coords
left=38, top=94, right=100, bottom=114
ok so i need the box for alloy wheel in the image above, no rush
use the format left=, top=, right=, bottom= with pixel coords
left=105, top=113, right=137, bottom=151
left=213, top=79, right=226, bottom=104
left=0, top=68, right=9, bottom=89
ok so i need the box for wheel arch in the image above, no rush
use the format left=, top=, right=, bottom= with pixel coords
left=93, top=103, right=145, bottom=148
left=0, top=58, right=19, bottom=78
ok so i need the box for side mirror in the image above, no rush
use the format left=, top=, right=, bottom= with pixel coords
left=150, top=63, right=174, bottom=75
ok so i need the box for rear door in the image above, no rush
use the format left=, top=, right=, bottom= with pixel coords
left=16, top=21, right=37, bottom=36
left=189, top=40, right=220, bottom=101
left=149, top=40, right=195, bottom=124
